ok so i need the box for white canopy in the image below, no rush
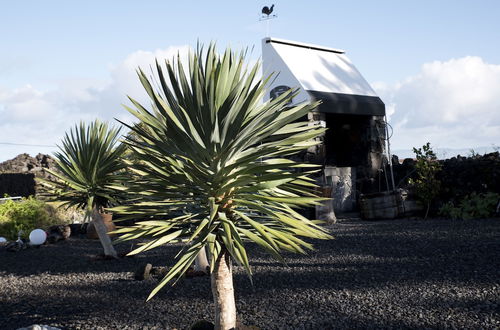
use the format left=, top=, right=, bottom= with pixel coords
left=262, top=38, right=385, bottom=116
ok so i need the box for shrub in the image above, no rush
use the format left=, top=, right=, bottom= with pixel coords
left=409, top=142, right=442, bottom=219
left=439, top=192, right=500, bottom=220
left=0, top=197, right=63, bottom=240
left=48, top=202, right=86, bottom=224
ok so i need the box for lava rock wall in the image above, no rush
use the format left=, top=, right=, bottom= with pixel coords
left=0, top=173, right=36, bottom=197
left=388, top=152, right=500, bottom=204
left=0, top=153, right=59, bottom=197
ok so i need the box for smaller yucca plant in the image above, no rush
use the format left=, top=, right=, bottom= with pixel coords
left=39, top=120, right=127, bottom=257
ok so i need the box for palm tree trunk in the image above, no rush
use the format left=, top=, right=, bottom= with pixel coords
left=194, top=246, right=210, bottom=273
left=211, top=248, right=236, bottom=330
left=91, top=206, right=117, bottom=258
left=424, top=202, right=430, bottom=220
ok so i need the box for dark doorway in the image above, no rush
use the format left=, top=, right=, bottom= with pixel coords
left=324, top=114, right=371, bottom=167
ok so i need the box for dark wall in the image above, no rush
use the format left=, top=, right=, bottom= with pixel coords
left=0, top=173, right=36, bottom=197
left=438, top=152, right=500, bottom=203
left=385, top=151, right=500, bottom=204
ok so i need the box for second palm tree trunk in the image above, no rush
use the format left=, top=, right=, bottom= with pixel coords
left=211, top=248, right=236, bottom=330
left=92, top=206, right=118, bottom=258
left=194, top=246, right=210, bottom=273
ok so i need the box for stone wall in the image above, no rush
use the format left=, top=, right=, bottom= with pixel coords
left=0, top=173, right=36, bottom=197
left=438, top=152, right=500, bottom=203
left=387, top=152, right=500, bottom=205
left=0, top=153, right=59, bottom=196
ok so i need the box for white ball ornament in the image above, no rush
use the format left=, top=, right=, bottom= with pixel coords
left=29, top=229, right=47, bottom=245
left=0, top=237, right=6, bottom=243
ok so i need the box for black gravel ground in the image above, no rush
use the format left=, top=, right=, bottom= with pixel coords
left=1, top=217, right=499, bottom=329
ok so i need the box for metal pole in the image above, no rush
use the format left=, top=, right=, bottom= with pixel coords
left=385, top=115, right=396, bottom=191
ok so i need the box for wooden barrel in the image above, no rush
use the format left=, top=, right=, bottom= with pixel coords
left=359, top=191, right=403, bottom=220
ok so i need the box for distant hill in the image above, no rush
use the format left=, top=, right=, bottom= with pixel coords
left=392, top=146, right=499, bottom=160
left=0, top=153, right=58, bottom=179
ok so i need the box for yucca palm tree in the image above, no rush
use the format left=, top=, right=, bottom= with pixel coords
left=113, top=44, right=332, bottom=329
left=39, top=120, right=127, bottom=258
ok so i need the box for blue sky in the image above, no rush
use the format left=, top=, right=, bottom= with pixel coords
left=1, top=0, right=500, bottom=161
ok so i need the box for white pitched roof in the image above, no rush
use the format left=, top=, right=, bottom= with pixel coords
left=263, top=38, right=377, bottom=97
left=262, top=38, right=385, bottom=116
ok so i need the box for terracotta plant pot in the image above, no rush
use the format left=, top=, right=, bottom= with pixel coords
left=314, top=186, right=333, bottom=197
left=86, top=213, right=116, bottom=239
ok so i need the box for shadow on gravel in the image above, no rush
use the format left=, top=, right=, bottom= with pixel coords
left=1, top=270, right=214, bottom=329
left=1, top=218, right=499, bottom=329
left=427, top=294, right=499, bottom=312
left=241, top=219, right=499, bottom=290
left=0, top=238, right=183, bottom=276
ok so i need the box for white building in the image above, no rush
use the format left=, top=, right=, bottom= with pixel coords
left=262, top=38, right=389, bottom=213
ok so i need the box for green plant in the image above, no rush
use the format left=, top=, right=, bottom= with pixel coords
left=0, top=197, right=63, bottom=240
left=48, top=202, right=86, bottom=224
left=409, top=142, right=442, bottom=219
left=112, top=44, right=331, bottom=329
left=439, top=192, right=500, bottom=220
left=468, top=148, right=479, bottom=158
left=38, top=120, right=127, bottom=257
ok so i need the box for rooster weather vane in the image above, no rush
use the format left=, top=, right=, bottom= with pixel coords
left=260, top=4, right=277, bottom=21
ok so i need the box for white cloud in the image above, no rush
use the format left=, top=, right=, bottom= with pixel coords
left=374, top=56, right=500, bottom=151
left=0, top=45, right=190, bottom=161
left=68, top=45, right=192, bottom=124
left=2, top=85, right=56, bottom=121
